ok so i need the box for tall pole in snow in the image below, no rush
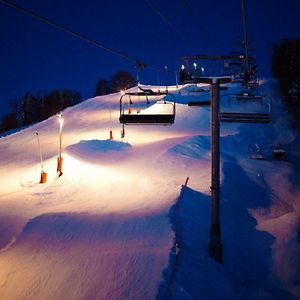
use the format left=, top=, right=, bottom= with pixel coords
left=35, top=132, right=44, bottom=172
left=210, top=79, right=223, bottom=264
left=187, top=76, right=231, bottom=263
left=196, top=77, right=231, bottom=264
left=109, top=108, right=113, bottom=140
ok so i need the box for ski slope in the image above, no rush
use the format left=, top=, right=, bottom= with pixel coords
left=0, top=81, right=299, bottom=299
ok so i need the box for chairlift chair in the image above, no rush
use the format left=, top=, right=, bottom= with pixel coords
left=188, top=100, right=210, bottom=107
left=220, top=95, right=272, bottom=123
left=272, top=149, right=286, bottom=160
left=220, top=112, right=271, bottom=123
left=248, top=144, right=265, bottom=160
left=119, top=89, right=176, bottom=125
left=236, top=91, right=263, bottom=101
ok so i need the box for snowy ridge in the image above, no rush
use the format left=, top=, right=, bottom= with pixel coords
left=0, top=80, right=299, bottom=299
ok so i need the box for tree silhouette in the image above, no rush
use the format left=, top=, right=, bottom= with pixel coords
left=94, top=79, right=111, bottom=96
left=110, top=71, right=136, bottom=92
left=0, top=89, right=82, bottom=133
left=272, top=39, right=300, bottom=122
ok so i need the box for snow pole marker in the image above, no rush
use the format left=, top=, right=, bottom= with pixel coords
left=35, top=131, right=47, bottom=183
left=109, top=108, right=113, bottom=140
left=164, top=176, right=189, bottom=299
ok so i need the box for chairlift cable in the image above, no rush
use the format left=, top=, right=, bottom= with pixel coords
left=144, top=0, right=187, bottom=47
left=181, top=0, right=218, bottom=49
left=144, top=0, right=178, bottom=35
left=0, top=0, right=166, bottom=73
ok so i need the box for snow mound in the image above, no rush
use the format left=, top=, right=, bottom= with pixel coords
left=71, top=139, right=131, bottom=152
left=66, top=139, right=132, bottom=164
left=169, top=136, right=210, bottom=160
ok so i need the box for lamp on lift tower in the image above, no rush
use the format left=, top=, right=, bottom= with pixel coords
left=201, top=67, right=205, bottom=76
left=164, top=65, right=168, bottom=92
left=57, top=112, right=64, bottom=177
left=193, top=63, right=197, bottom=77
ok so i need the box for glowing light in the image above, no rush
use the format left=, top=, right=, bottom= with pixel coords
left=193, top=62, right=197, bottom=69
left=181, top=65, right=185, bottom=70
left=57, top=112, right=64, bottom=129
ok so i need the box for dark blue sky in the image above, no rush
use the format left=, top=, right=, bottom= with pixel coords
left=1, top=0, right=300, bottom=117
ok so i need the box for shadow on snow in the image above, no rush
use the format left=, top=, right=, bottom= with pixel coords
left=157, top=162, right=297, bottom=300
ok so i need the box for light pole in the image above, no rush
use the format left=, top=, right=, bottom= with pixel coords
left=181, top=65, right=185, bottom=87
left=57, top=112, right=64, bottom=177
left=164, top=65, right=168, bottom=92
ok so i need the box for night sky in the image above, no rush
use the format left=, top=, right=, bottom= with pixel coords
left=1, top=0, right=300, bottom=117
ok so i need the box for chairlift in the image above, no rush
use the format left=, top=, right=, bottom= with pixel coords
left=188, top=100, right=210, bottom=107
left=236, top=91, right=263, bottom=101
left=220, top=95, right=271, bottom=123
left=220, top=84, right=229, bottom=91
left=270, top=142, right=286, bottom=160
left=188, top=86, right=207, bottom=94
left=245, top=80, right=259, bottom=88
left=180, top=83, right=210, bottom=106
left=220, top=112, right=271, bottom=123
left=119, top=89, right=176, bottom=125
left=248, top=144, right=265, bottom=160
left=272, top=149, right=286, bottom=160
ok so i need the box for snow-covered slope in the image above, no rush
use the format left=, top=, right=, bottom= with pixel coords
left=0, top=81, right=299, bottom=299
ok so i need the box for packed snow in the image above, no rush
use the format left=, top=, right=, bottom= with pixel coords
left=0, top=81, right=299, bottom=299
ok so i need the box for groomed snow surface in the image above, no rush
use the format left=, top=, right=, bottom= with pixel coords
left=0, top=80, right=299, bottom=299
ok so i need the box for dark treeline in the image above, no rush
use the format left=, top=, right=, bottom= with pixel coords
left=272, top=39, right=300, bottom=123
left=94, top=70, right=136, bottom=96
left=0, top=70, right=136, bottom=134
left=0, top=89, right=82, bottom=133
